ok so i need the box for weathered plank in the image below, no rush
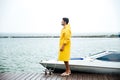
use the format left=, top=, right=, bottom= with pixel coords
left=0, top=73, right=13, bottom=80
left=14, top=73, right=28, bottom=80
left=31, top=73, right=41, bottom=80
left=2, top=73, right=19, bottom=80
left=9, top=73, right=23, bottom=80
left=25, top=73, right=37, bottom=80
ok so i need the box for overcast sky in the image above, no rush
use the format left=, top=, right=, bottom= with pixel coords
left=0, top=0, right=120, bottom=34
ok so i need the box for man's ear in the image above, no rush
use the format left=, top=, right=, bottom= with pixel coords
left=64, top=22, right=67, bottom=25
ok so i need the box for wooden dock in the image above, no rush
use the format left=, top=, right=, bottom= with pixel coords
left=0, top=72, right=120, bottom=80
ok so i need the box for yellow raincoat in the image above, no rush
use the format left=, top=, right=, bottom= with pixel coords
left=58, top=24, right=71, bottom=61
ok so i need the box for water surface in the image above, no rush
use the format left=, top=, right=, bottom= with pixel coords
left=0, top=38, right=120, bottom=73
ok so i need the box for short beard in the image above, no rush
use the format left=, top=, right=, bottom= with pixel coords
left=61, top=23, right=64, bottom=26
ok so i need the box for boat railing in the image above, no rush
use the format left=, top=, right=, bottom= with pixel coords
left=89, top=51, right=106, bottom=57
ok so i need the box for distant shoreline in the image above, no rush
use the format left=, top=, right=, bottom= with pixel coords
left=0, top=35, right=119, bottom=38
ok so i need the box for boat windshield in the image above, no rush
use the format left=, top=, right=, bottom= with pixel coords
left=96, top=52, right=120, bottom=62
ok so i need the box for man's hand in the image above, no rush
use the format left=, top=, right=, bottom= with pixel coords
left=60, top=44, right=66, bottom=51
left=60, top=46, right=64, bottom=51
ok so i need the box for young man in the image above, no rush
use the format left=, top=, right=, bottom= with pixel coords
left=58, top=18, right=71, bottom=76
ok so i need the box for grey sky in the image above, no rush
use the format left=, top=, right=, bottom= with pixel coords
left=0, top=0, right=120, bottom=34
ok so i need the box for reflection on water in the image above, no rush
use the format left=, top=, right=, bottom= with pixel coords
left=0, top=38, right=120, bottom=72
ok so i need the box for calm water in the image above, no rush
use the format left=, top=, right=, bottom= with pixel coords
left=0, top=38, right=120, bottom=73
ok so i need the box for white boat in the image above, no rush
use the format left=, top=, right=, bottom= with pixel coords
left=40, top=51, right=120, bottom=73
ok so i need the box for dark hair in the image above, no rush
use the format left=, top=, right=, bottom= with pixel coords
left=63, top=17, right=69, bottom=24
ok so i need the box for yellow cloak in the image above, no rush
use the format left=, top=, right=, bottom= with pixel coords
left=58, top=24, right=71, bottom=61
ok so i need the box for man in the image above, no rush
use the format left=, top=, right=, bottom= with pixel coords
left=58, top=17, right=71, bottom=76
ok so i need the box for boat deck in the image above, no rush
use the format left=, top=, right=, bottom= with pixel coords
left=0, top=72, right=120, bottom=80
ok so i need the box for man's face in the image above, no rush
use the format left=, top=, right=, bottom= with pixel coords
left=61, top=20, right=65, bottom=26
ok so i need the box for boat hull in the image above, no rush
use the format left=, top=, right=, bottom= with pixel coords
left=40, top=60, right=120, bottom=74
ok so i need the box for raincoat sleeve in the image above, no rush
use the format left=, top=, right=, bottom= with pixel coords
left=63, top=29, right=71, bottom=45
